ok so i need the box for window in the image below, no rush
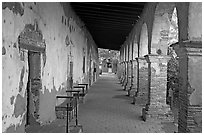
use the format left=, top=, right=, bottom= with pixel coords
left=83, top=56, right=85, bottom=73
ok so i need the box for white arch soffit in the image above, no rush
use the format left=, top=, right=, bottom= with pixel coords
left=133, top=39, right=138, bottom=59
left=151, top=4, right=178, bottom=55
left=139, top=23, right=148, bottom=57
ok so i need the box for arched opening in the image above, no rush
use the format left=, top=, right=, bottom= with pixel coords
left=131, top=35, right=139, bottom=92
left=166, top=7, right=179, bottom=124
left=142, top=3, right=180, bottom=124
left=136, top=23, right=149, bottom=106
left=150, top=3, right=179, bottom=107
left=151, top=3, right=176, bottom=55
left=168, top=8, right=179, bottom=45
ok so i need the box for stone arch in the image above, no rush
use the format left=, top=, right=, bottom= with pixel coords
left=174, top=2, right=201, bottom=42
left=175, top=3, right=189, bottom=41
left=125, top=42, right=129, bottom=61
left=133, top=34, right=138, bottom=59
left=139, top=23, right=148, bottom=57
left=128, top=33, right=134, bottom=61
left=150, top=2, right=176, bottom=55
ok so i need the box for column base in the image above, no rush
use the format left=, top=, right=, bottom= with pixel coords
left=125, top=82, right=132, bottom=91
left=142, top=104, right=174, bottom=122
left=127, top=87, right=137, bottom=97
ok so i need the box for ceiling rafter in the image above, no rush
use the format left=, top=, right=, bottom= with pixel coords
left=74, top=8, right=140, bottom=19
left=77, top=12, right=139, bottom=22
left=84, top=18, right=133, bottom=27
left=74, top=2, right=144, bottom=11
left=70, top=2, right=146, bottom=50
left=72, top=5, right=142, bottom=16
left=80, top=16, right=135, bottom=25
left=89, top=26, right=129, bottom=31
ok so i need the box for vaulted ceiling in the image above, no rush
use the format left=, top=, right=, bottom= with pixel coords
left=71, top=2, right=146, bottom=50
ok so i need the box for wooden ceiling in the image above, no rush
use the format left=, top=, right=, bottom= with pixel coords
left=71, top=2, right=146, bottom=50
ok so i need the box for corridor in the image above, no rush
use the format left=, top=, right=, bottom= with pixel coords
left=2, top=2, right=202, bottom=133
left=78, top=73, right=176, bottom=133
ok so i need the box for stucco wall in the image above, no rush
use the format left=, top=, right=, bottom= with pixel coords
left=2, top=2, right=98, bottom=132
left=188, top=2, right=202, bottom=41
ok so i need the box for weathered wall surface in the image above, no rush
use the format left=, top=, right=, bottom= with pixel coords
left=188, top=56, right=202, bottom=106
left=2, top=2, right=98, bottom=132
left=188, top=2, right=202, bottom=41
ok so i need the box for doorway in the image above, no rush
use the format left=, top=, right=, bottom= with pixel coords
left=26, top=51, right=42, bottom=126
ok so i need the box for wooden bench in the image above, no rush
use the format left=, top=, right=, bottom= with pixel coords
left=55, top=95, right=82, bottom=133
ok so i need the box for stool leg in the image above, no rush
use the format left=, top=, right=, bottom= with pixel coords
left=76, top=98, right=78, bottom=126
left=66, top=104, right=69, bottom=133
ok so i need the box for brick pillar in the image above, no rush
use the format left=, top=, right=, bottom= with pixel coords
left=120, top=62, right=125, bottom=85
left=126, top=60, right=133, bottom=92
left=123, top=61, right=128, bottom=90
left=128, top=60, right=137, bottom=96
left=117, top=62, right=122, bottom=80
left=132, top=57, right=148, bottom=105
left=142, top=54, right=173, bottom=122
left=172, top=42, right=202, bottom=133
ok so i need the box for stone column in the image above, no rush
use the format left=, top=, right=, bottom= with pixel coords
left=172, top=41, right=202, bottom=133
left=132, top=57, right=148, bottom=105
left=142, top=54, right=173, bottom=122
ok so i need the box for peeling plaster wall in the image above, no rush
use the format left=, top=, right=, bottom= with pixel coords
left=2, top=2, right=98, bottom=132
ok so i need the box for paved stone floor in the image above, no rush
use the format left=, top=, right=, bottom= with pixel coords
left=78, top=73, right=177, bottom=133
left=26, top=73, right=177, bottom=133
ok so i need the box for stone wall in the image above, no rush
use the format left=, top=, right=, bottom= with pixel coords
left=2, top=2, right=98, bottom=132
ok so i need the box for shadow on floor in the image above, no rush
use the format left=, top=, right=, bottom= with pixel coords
left=115, top=89, right=124, bottom=91
left=112, top=94, right=131, bottom=100
left=116, top=82, right=122, bottom=84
